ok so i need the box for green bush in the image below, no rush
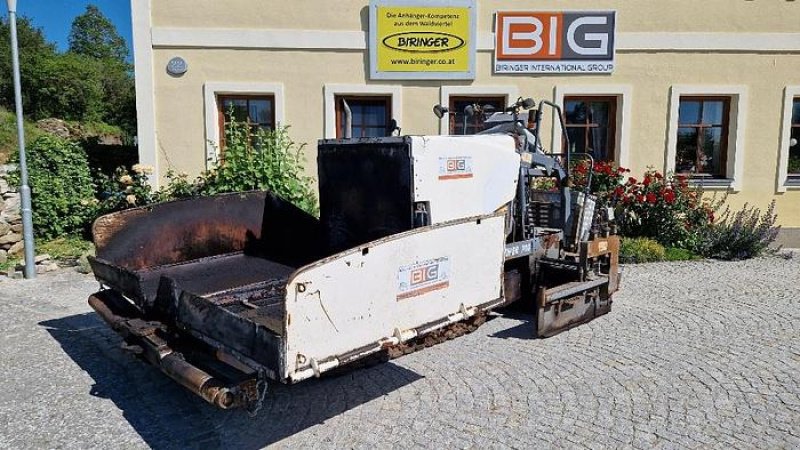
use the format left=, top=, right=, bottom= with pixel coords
left=8, top=135, right=96, bottom=239
left=620, top=237, right=666, bottom=264
left=695, top=200, right=780, bottom=260
left=197, top=122, right=318, bottom=215
left=664, top=247, right=700, bottom=261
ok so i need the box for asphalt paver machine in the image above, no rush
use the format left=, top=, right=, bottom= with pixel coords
left=87, top=97, right=620, bottom=411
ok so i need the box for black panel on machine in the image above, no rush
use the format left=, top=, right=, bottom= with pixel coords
left=317, top=137, right=414, bottom=253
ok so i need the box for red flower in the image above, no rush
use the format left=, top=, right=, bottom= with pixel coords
left=628, top=177, right=637, bottom=185
left=654, top=172, right=664, bottom=180
left=663, top=190, right=676, bottom=204
left=646, top=192, right=657, bottom=204
left=613, top=186, right=625, bottom=197
left=643, top=176, right=652, bottom=187
left=636, top=194, right=645, bottom=203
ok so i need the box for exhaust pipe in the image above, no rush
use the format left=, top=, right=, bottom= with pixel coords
left=343, top=98, right=352, bottom=139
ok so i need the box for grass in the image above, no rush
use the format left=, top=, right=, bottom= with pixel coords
left=0, top=106, right=45, bottom=164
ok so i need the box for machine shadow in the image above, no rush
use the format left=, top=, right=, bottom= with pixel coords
left=40, top=312, right=424, bottom=449
left=489, top=310, right=536, bottom=340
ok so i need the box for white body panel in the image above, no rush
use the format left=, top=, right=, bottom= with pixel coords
left=283, top=212, right=506, bottom=381
left=410, top=135, right=520, bottom=224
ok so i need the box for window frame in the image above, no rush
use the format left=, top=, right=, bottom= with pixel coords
left=334, top=95, right=392, bottom=138
left=324, top=84, right=402, bottom=139
left=553, top=85, right=632, bottom=168
left=203, top=82, right=285, bottom=167
left=216, top=94, right=276, bottom=151
left=447, top=95, right=507, bottom=135
left=439, top=86, right=518, bottom=136
left=562, top=95, right=618, bottom=162
left=790, top=97, right=800, bottom=182
left=778, top=87, right=800, bottom=191
left=675, top=96, right=731, bottom=179
left=666, top=85, right=747, bottom=191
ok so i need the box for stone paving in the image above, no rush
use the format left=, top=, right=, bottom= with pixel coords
left=1, top=256, right=799, bottom=449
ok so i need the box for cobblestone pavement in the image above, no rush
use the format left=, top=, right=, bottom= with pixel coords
left=1, top=256, right=799, bottom=449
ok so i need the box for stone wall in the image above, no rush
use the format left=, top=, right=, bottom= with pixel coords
left=0, top=165, right=23, bottom=264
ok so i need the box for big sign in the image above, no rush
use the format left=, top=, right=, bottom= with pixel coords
left=494, top=11, right=616, bottom=74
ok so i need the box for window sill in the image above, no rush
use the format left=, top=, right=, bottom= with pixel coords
left=688, top=178, right=734, bottom=190
left=783, top=178, right=800, bottom=189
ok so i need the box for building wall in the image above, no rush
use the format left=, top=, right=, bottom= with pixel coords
left=134, top=0, right=800, bottom=229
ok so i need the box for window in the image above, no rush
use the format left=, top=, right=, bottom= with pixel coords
left=335, top=95, right=391, bottom=138
left=217, top=94, right=275, bottom=149
left=448, top=96, right=506, bottom=135
left=789, top=98, right=800, bottom=181
left=563, top=96, right=617, bottom=162
left=675, top=97, right=730, bottom=178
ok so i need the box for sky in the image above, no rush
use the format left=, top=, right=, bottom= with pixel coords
left=1, top=0, right=132, bottom=58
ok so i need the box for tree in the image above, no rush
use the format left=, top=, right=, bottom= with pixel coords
left=68, top=5, right=128, bottom=63
left=0, top=16, right=58, bottom=114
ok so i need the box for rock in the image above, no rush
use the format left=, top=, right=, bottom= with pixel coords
left=10, top=224, right=21, bottom=233
left=8, top=240, right=23, bottom=256
left=0, top=249, right=6, bottom=264
left=36, top=263, right=60, bottom=274
left=76, top=254, right=92, bottom=274
left=0, top=178, right=9, bottom=193
left=21, top=254, right=52, bottom=266
left=0, top=233, right=22, bottom=245
left=5, top=268, right=22, bottom=279
left=0, top=221, right=9, bottom=236
left=3, top=214, right=21, bottom=223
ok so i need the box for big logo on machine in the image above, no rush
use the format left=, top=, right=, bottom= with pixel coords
left=397, top=257, right=451, bottom=300
left=494, top=11, right=615, bottom=74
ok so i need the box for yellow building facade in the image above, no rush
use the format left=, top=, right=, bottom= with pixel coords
left=131, top=0, right=800, bottom=244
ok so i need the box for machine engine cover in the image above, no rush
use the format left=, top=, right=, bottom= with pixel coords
left=410, top=135, right=519, bottom=224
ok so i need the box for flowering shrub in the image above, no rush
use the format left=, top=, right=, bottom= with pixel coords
left=95, top=164, right=154, bottom=215
left=613, top=169, right=721, bottom=249
left=571, top=160, right=629, bottom=203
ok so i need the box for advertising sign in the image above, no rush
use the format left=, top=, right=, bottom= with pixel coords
left=494, top=11, right=616, bottom=74
left=397, top=257, right=451, bottom=300
left=370, top=0, right=476, bottom=80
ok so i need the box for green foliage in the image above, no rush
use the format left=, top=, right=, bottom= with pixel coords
left=31, top=53, right=105, bottom=122
left=620, top=237, right=666, bottom=264
left=154, top=170, right=200, bottom=202
left=0, top=16, right=58, bottom=117
left=0, top=106, right=44, bottom=164
left=68, top=5, right=128, bottom=63
left=694, top=201, right=780, bottom=260
left=664, top=247, right=701, bottom=261
left=196, top=122, right=318, bottom=215
left=788, top=155, right=800, bottom=174
left=7, top=135, right=96, bottom=239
